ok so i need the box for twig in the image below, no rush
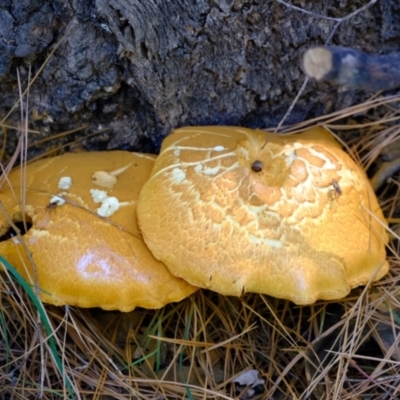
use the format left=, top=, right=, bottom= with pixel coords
left=275, top=0, right=341, bottom=22
left=371, top=159, right=400, bottom=192
left=273, top=0, right=378, bottom=132
left=303, top=46, right=400, bottom=91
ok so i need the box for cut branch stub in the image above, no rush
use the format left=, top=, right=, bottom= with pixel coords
left=303, top=46, right=400, bottom=91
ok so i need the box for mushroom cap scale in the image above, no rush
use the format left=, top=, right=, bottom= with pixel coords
left=137, top=126, right=389, bottom=305
left=0, top=151, right=197, bottom=311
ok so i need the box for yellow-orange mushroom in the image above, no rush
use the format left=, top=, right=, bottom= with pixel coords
left=137, top=126, right=389, bottom=305
left=0, top=151, right=197, bottom=311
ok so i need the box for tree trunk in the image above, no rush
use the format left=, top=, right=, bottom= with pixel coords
left=0, top=0, right=399, bottom=157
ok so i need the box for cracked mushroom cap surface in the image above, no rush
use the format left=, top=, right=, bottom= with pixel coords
left=0, top=151, right=197, bottom=311
left=137, top=126, right=389, bottom=305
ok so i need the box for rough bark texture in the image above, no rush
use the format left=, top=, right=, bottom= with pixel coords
left=0, top=0, right=399, bottom=156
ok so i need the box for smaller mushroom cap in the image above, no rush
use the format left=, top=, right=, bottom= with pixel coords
left=137, top=126, right=389, bottom=305
left=0, top=151, right=197, bottom=311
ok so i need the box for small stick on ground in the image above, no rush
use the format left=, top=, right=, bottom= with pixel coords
left=303, top=46, right=400, bottom=91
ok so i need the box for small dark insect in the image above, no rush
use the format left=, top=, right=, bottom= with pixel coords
left=251, top=160, right=263, bottom=172
left=46, top=201, right=58, bottom=211
left=332, top=179, right=342, bottom=196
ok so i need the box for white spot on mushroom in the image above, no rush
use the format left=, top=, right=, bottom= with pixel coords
left=249, top=234, right=283, bottom=248
left=171, top=168, right=186, bottom=183
left=264, top=238, right=283, bottom=249
left=203, top=166, right=221, bottom=175
left=91, top=171, right=118, bottom=188
left=92, top=162, right=133, bottom=188
left=58, top=176, right=72, bottom=190
left=283, top=150, right=297, bottom=167
left=194, top=164, right=203, bottom=174
left=90, top=189, right=124, bottom=217
left=49, top=195, right=66, bottom=206
left=213, top=146, right=225, bottom=152
left=90, top=189, right=108, bottom=203
left=96, top=197, right=120, bottom=217
left=173, top=148, right=181, bottom=157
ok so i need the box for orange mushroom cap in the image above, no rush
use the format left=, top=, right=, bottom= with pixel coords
left=137, top=126, right=389, bottom=305
left=0, top=151, right=197, bottom=311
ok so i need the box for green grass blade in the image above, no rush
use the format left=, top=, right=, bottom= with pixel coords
left=0, top=255, right=76, bottom=400
left=0, top=307, right=10, bottom=370
left=179, top=300, right=194, bottom=400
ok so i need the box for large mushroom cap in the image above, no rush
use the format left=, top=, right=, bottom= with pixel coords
left=0, top=151, right=197, bottom=311
left=137, top=126, right=389, bottom=305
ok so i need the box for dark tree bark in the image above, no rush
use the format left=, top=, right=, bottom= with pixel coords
left=0, top=0, right=399, bottom=157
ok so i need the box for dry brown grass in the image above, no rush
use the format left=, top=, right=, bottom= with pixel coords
left=1, top=265, right=400, bottom=399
